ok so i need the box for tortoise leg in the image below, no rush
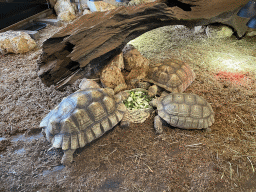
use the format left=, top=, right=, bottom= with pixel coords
left=120, top=120, right=130, bottom=129
left=154, top=115, right=163, bottom=134
left=61, top=149, right=75, bottom=166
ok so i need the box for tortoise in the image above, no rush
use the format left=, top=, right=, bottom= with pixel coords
left=40, top=87, right=129, bottom=165
left=144, top=59, right=196, bottom=94
left=150, top=92, right=215, bottom=134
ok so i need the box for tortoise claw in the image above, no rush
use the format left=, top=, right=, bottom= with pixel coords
left=61, top=149, right=75, bottom=166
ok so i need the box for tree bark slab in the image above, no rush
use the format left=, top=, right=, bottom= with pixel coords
left=38, top=0, right=249, bottom=88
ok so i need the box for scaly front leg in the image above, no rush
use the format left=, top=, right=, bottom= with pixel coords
left=61, top=149, right=76, bottom=166
left=154, top=115, right=163, bottom=134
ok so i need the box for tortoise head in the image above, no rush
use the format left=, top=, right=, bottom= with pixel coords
left=149, top=97, right=160, bottom=107
left=114, top=91, right=130, bottom=103
left=149, top=91, right=169, bottom=107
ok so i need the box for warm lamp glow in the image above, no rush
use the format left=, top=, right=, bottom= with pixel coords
left=212, top=55, right=250, bottom=72
left=221, top=59, right=243, bottom=70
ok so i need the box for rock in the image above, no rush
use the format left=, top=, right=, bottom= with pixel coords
left=148, top=85, right=158, bottom=97
left=122, top=44, right=136, bottom=55
left=246, top=30, right=256, bottom=37
left=114, top=83, right=127, bottom=93
left=124, top=49, right=149, bottom=83
left=193, top=26, right=206, bottom=34
left=108, top=52, right=124, bottom=70
left=125, top=65, right=149, bottom=80
left=205, top=24, right=233, bottom=38
left=83, top=8, right=92, bottom=15
left=79, top=78, right=101, bottom=90
left=100, top=54, right=126, bottom=89
left=87, top=1, right=117, bottom=12
left=0, top=31, right=37, bottom=54
left=54, top=0, right=76, bottom=22
left=172, top=25, right=188, bottom=30
left=101, top=65, right=126, bottom=89
left=57, top=11, right=77, bottom=22
left=123, top=49, right=149, bottom=71
left=54, top=0, right=76, bottom=15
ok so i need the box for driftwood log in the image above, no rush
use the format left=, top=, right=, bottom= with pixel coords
left=38, top=0, right=249, bottom=88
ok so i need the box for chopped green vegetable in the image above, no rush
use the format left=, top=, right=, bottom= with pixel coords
left=123, top=90, right=153, bottom=110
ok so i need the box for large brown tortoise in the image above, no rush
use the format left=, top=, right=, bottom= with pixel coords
left=40, top=87, right=129, bottom=165
left=145, top=59, right=196, bottom=93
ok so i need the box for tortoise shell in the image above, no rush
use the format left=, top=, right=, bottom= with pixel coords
left=40, top=88, right=126, bottom=151
left=146, top=59, right=195, bottom=93
left=157, top=93, right=214, bottom=129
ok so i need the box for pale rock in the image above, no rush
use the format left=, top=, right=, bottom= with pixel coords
left=124, top=49, right=149, bottom=83
left=57, top=11, right=77, bottom=22
left=83, top=8, right=92, bottom=15
left=123, top=48, right=149, bottom=71
left=122, top=44, right=135, bottom=55
left=80, top=0, right=89, bottom=9
left=108, top=52, right=124, bottom=70
left=87, top=0, right=117, bottom=12
left=246, top=30, right=256, bottom=37
left=205, top=24, right=233, bottom=38
left=54, top=0, right=76, bottom=22
left=101, top=65, right=126, bottom=89
left=0, top=31, right=37, bottom=54
left=79, top=78, right=101, bottom=90
left=193, top=26, right=206, bottom=34
left=54, top=0, right=76, bottom=15
left=173, top=25, right=187, bottom=30
left=81, top=3, right=89, bottom=10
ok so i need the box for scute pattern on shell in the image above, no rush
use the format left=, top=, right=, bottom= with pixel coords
left=40, top=88, right=126, bottom=151
left=157, top=93, right=214, bottom=129
left=146, top=59, right=195, bottom=93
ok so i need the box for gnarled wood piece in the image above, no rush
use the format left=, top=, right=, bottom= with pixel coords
left=38, top=0, right=249, bottom=88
